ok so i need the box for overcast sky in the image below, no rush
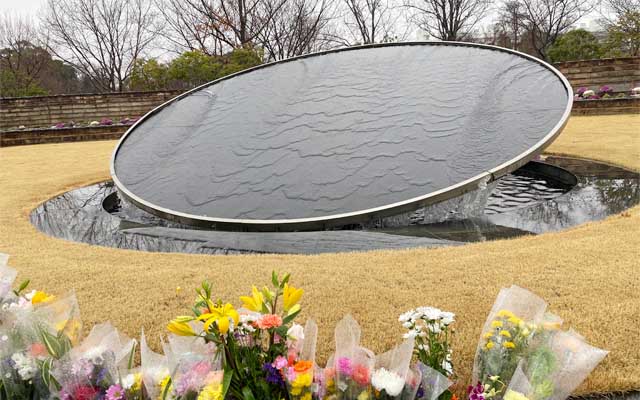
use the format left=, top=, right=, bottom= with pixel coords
left=2, top=0, right=604, bottom=36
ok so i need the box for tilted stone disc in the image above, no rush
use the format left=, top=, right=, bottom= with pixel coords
left=111, top=42, right=572, bottom=231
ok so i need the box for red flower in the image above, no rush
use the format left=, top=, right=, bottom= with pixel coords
left=74, top=385, right=100, bottom=400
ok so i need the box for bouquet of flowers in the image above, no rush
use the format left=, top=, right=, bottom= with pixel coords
left=370, top=338, right=415, bottom=399
left=0, top=254, right=79, bottom=400
left=470, top=286, right=607, bottom=400
left=162, top=333, right=222, bottom=399
left=166, top=272, right=304, bottom=400
left=399, top=307, right=455, bottom=400
left=51, top=322, right=137, bottom=400
left=141, top=332, right=171, bottom=399
left=323, top=315, right=376, bottom=399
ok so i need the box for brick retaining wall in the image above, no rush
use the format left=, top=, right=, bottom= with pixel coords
left=1, top=125, right=128, bottom=147
left=554, top=57, right=640, bottom=92
left=0, top=90, right=181, bottom=131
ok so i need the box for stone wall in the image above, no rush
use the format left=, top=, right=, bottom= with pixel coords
left=572, top=98, right=640, bottom=116
left=0, top=90, right=181, bottom=131
left=554, top=57, right=640, bottom=92
left=1, top=125, right=127, bottom=147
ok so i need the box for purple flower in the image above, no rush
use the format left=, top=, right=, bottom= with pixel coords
left=337, top=357, right=353, bottom=376
left=105, top=384, right=125, bottom=400
left=467, top=382, right=485, bottom=400
left=54, top=122, right=66, bottom=129
left=598, top=85, right=612, bottom=95
left=416, top=384, right=425, bottom=399
left=100, top=118, right=113, bottom=126
left=588, top=94, right=601, bottom=100
left=263, top=362, right=285, bottom=387
left=576, top=87, right=588, bottom=96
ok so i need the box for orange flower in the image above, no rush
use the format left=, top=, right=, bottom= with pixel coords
left=294, top=360, right=313, bottom=373
left=256, top=314, right=283, bottom=329
left=452, top=395, right=459, bottom=400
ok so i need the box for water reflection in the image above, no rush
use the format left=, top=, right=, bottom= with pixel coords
left=29, top=157, right=639, bottom=254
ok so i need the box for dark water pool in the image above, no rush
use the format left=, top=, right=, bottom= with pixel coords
left=30, top=157, right=639, bottom=254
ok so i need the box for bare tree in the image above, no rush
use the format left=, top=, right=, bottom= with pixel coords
left=258, top=0, right=335, bottom=60
left=519, top=0, right=594, bottom=60
left=333, top=0, right=407, bottom=44
left=404, top=0, right=491, bottom=41
left=41, top=0, right=158, bottom=92
left=498, top=1, right=527, bottom=49
left=0, top=13, right=49, bottom=90
left=182, top=0, right=287, bottom=51
left=154, top=0, right=225, bottom=55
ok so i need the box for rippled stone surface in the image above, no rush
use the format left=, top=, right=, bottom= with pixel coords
left=113, top=43, right=569, bottom=222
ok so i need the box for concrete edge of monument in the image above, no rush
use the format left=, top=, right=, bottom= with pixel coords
left=110, top=41, right=573, bottom=232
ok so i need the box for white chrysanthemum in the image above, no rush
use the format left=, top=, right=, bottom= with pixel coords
left=420, top=307, right=442, bottom=321
left=122, top=373, right=137, bottom=389
left=371, top=368, right=405, bottom=396
left=398, top=310, right=414, bottom=322
left=11, top=352, right=37, bottom=380
left=440, top=311, right=455, bottom=326
left=83, top=346, right=107, bottom=365
left=403, top=330, right=418, bottom=339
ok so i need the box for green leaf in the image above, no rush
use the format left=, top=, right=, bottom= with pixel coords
left=242, top=386, right=256, bottom=400
left=161, top=377, right=173, bottom=400
left=280, top=273, right=291, bottom=288
left=282, top=308, right=301, bottom=325
left=271, top=271, right=278, bottom=287
left=17, top=279, right=30, bottom=293
left=40, top=357, right=53, bottom=387
left=127, top=341, right=137, bottom=370
left=222, top=367, right=233, bottom=398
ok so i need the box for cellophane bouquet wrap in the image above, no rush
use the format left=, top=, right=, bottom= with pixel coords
left=325, top=314, right=376, bottom=399
left=282, top=320, right=318, bottom=400
left=141, top=332, right=171, bottom=399
left=471, top=286, right=607, bottom=400
left=52, top=322, right=137, bottom=399
left=0, top=254, right=81, bottom=399
left=503, top=329, right=608, bottom=400
left=162, top=333, right=222, bottom=399
left=371, top=338, right=414, bottom=399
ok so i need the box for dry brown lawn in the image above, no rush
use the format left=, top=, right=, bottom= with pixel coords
left=0, top=114, right=639, bottom=396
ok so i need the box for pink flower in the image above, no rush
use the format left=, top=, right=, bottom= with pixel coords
left=352, top=364, right=370, bottom=386
left=337, top=357, right=353, bottom=376
left=324, top=366, right=336, bottom=380
left=256, top=314, right=283, bottom=329
left=29, top=343, right=48, bottom=358
left=274, top=356, right=288, bottom=370
left=106, top=384, right=125, bottom=400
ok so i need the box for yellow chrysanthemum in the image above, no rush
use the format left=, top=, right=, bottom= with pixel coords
left=496, top=310, right=515, bottom=319
left=485, top=341, right=495, bottom=350
left=31, top=291, right=55, bottom=304
left=290, top=372, right=313, bottom=395
left=240, top=286, right=264, bottom=312
left=503, top=341, right=516, bottom=349
left=499, top=330, right=512, bottom=338
left=283, top=283, right=304, bottom=313
left=483, top=332, right=493, bottom=339
left=167, top=316, right=196, bottom=336
left=491, top=320, right=503, bottom=329
left=504, top=390, right=530, bottom=400
left=508, top=316, right=523, bottom=326
left=357, top=391, right=370, bottom=400
left=197, top=383, right=223, bottom=400
left=198, top=303, right=239, bottom=335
